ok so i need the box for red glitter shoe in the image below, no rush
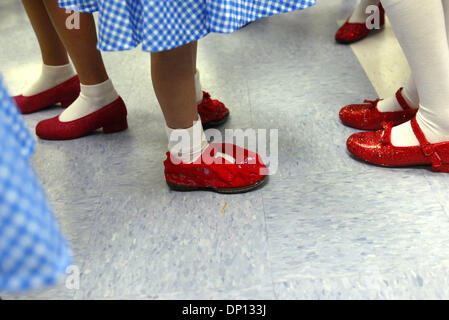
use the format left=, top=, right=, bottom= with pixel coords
left=347, top=118, right=449, bottom=172
left=36, top=97, right=128, bottom=140
left=198, top=91, right=230, bottom=129
left=164, top=143, right=268, bottom=193
left=14, top=76, right=80, bottom=114
left=339, top=88, right=417, bottom=131
left=335, top=3, right=385, bottom=44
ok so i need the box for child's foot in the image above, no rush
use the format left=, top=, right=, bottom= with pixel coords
left=339, top=88, right=418, bottom=130
left=335, top=2, right=385, bottom=44
left=14, top=63, right=80, bottom=114
left=346, top=117, right=449, bottom=172
left=15, top=76, right=80, bottom=114
left=36, top=79, right=128, bottom=140
left=164, top=143, right=268, bottom=193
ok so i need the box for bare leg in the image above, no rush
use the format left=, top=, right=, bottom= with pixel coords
left=21, top=0, right=69, bottom=66
left=151, top=42, right=198, bottom=129
left=192, top=41, right=197, bottom=72
left=42, top=0, right=108, bottom=85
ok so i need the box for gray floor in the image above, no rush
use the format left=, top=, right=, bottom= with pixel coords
left=2, top=0, right=449, bottom=299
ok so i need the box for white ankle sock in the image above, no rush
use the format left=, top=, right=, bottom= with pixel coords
left=377, top=76, right=419, bottom=112
left=166, top=119, right=209, bottom=164
left=349, top=0, right=381, bottom=23
left=194, top=70, right=203, bottom=105
left=383, top=0, right=449, bottom=147
left=23, top=63, right=76, bottom=97
left=59, top=79, right=119, bottom=122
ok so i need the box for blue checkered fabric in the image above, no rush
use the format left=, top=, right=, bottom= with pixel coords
left=0, top=77, right=72, bottom=293
left=59, top=0, right=316, bottom=52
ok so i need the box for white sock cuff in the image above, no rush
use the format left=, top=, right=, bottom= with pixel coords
left=166, top=119, right=208, bottom=163
left=80, top=79, right=115, bottom=96
left=79, top=78, right=119, bottom=107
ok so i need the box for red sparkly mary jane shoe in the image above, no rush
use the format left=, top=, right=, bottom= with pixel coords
left=14, top=76, right=80, bottom=114
left=339, top=88, right=417, bottom=131
left=36, top=97, right=128, bottom=140
left=164, top=143, right=268, bottom=194
left=335, top=3, right=385, bottom=44
left=347, top=118, right=449, bottom=172
left=198, top=91, right=230, bottom=129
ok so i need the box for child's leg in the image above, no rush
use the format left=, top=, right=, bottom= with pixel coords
left=380, top=0, right=449, bottom=147
left=151, top=42, right=198, bottom=129
left=22, top=0, right=68, bottom=66
left=190, top=42, right=230, bottom=129
left=42, top=0, right=107, bottom=85
left=192, top=41, right=204, bottom=105
left=21, top=0, right=75, bottom=96
left=378, top=0, right=449, bottom=113
left=42, top=0, right=118, bottom=122
left=151, top=42, right=208, bottom=164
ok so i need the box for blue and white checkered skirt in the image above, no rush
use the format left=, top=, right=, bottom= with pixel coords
left=59, top=0, right=316, bottom=52
left=0, top=77, right=72, bottom=293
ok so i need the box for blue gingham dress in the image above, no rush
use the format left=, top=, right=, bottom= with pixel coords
left=59, top=0, right=316, bottom=52
left=0, top=77, right=72, bottom=293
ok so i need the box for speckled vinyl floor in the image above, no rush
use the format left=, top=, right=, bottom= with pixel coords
left=1, top=0, right=449, bottom=299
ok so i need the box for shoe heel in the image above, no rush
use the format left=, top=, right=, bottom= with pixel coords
left=103, top=117, right=128, bottom=134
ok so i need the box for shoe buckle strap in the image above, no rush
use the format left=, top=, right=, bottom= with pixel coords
left=411, top=118, right=443, bottom=167
left=396, top=88, right=412, bottom=111
left=421, top=143, right=443, bottom=167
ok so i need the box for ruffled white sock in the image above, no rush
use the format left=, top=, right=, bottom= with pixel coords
left=23, top=63, right=76, bottom=97
left=59, top=79, right=119, bottom=122
left=166, top=119, right=209, bottom=164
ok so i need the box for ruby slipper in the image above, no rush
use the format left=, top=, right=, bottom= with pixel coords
left=36, top=97, right=128, bottom=140
left=347, top=118, right=449, bottom=172
left=339, top=88, right=417, bottom=131
left=198, top=91, right=230, bottom=129
left=335, top=3, right=385, bottom=44
left=14, top=76, right=80, bottom=114
left=164, top=143, right=268, bottom=193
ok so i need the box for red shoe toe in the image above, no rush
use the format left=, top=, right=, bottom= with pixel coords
left=14, top=76, right=80, bottom=114
left=164, top=143, right=267, bottom=193
left=198, top=91, right=230, bottom=129
left=36, top=97, right=128, bottom=140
